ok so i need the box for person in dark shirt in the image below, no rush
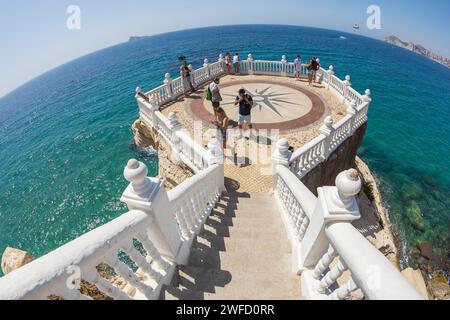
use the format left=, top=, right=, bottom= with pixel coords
left=181, top=65, right=195, bottom=96
left=307, top=57, right=320, bottom=85
left=234, top=88, right=254, bottom=139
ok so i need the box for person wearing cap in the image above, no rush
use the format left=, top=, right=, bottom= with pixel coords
left=234, top=88, right=254, bottom=140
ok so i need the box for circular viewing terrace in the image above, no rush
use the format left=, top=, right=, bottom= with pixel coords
left=191, top=78, right=326, bottom=132
left=162, top=73, right=348, bottom=149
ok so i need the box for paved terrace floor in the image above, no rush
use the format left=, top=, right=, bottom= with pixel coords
left=162, top=74, right=348, bottom=193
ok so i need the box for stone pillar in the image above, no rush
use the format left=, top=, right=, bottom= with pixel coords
left=164, top=73, right=173, bottom=98
left=207, top=137, right=226, bottom=192
left=1, top=248, right=34, bottom=275
left=247, top=53, right=254, bottom=75
left=135, top=86, right=142, bottom=98
left=327, top=65, right=334, bottom=90
left=272, top=139, right=292, bottom=188
left=299, top=169, right=362, bottom=270
left=347, top=100, right=358, bottom=135
left=281, top=55, right=288, bottom=76
left=121, top=159, right=183, bottom=262
left=203, top=58, right=210, bottom=79
left=362, top=89, right=372, bottom=105
left=343, top=75, right=352, bottom=102
left=207, top=136, right=224, bottom=166
left=168, top=112, right=183, bottom=165
left=320, top=116, right=335, bottom=160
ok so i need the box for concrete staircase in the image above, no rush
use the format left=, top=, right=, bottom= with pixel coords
left=160, top=192, right=301, bottom=300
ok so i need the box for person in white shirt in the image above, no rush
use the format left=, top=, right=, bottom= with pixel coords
left=233, top=53, right=240, bottom=75
left=294, top=55, right=302, bottom=80
left=209, top=78, right=222, bottom=111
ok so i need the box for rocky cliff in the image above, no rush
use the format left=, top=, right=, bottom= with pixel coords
left=382, top=36, right=449, bottom=68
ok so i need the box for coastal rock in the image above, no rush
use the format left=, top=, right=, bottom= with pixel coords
left=1, top=247, right=34, bottom=275
left=401, top=268, right=429, bottom=299
left=406, top=201, right=425, bottom=231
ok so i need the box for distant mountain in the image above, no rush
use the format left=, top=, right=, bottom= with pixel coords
left=382, top=36, right=449, bottom=68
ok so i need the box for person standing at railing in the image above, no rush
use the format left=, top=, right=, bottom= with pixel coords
left=209, top=78, right=223, bottom=112
left=294, top=55, right=302, bottom=80
left=233, top=53, right=240, bottom=75
left=181, top=65, right=195, bottom=96
left=234, top=88, right=254, bottom=140
left=307, top=57, right=320, bottom=86
left=225, top=52, right=232, bottom=75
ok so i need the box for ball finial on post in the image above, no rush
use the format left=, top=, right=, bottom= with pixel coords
left=335, top=169, right=362, bottom=206
left=363, top=89, right=372, bottom=103
left=124, top=159, right=151, bottom=194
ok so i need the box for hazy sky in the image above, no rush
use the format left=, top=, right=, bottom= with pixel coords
left=0, top=0, right=449, bottom=97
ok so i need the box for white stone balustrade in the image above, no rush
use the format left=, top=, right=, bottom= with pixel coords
left=0, top=157, right=225, bottom=300
left=271, top=156, right=423, bottom=300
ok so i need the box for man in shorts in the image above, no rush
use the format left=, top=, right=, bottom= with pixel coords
left=234, top=88, right=254, bottom=139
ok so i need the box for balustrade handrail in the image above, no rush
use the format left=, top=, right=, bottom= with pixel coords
left=276, top=165, right=317, bottom=218
left=325, top=222, right=423, bottom=300
left=0, top=210, right=150, bottom=300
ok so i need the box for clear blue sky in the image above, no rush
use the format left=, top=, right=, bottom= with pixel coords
left=0, top=0, right=449, bottom=97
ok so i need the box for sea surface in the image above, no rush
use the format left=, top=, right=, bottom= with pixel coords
left=0, top=25, right=449, bottom=276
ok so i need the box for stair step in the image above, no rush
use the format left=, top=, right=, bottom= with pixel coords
left=160, top=192, right=302, bottom=300
left=193, top=234, right=292, bottom=253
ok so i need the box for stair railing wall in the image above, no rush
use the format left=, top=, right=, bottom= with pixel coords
left=272, top=147, right=423, bottom=300
left=0, top=155, right=225, bottom=300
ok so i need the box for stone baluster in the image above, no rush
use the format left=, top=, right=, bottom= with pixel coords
left=327, top=66, right=334, bottom=90
left=312, top=245, right=338, bottom=280
left=317, top=257, right=348, bottom=294
left=329, top=277, right=358, bottom=300
left=320, top=116, right=335, bottom=160
left=121, top=159, right=184, bottom=264
left=136, top=233, right=171, bottom=271
left=281, top=55, right=287, bottom=76
left=123, top=242, right=162, bottom=282
left=204, top=58, right=210, bottom=79
left=164, top=73, right=173, bottom=99
left=175, top=204, right=191, bottom=240
left=105, top=253, right=155, bottom=299
left=299, top=169, right=362, bottom=270
left=342, top=75, right=352, bottom=102
left=248, top=53, right=254, bottom=75
left=84, top=271, right=132, bottom=300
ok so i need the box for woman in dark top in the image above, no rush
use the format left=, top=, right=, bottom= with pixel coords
left=181, top=65, right=195, bottom=96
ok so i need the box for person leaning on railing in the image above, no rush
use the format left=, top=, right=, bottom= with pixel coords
left=307, top=57, right=320, bottom=86
left=181, top=65, right=195, bottom=96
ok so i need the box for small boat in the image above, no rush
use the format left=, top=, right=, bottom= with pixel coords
left=339, top=36, right=347, bottom=40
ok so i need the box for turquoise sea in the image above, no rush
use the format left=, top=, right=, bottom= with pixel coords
left=0, top=25, right=449, bottom=276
